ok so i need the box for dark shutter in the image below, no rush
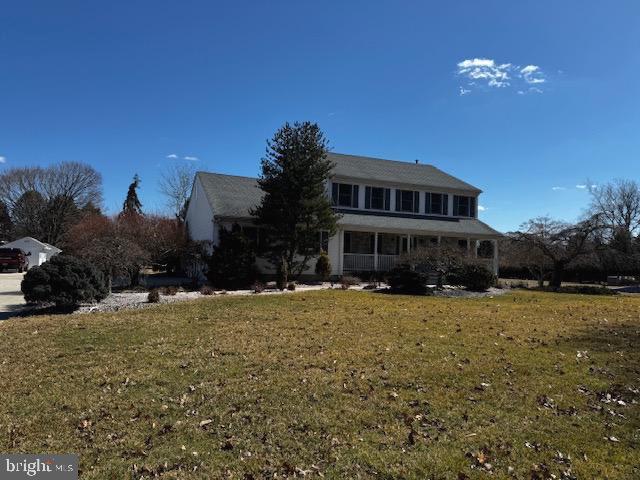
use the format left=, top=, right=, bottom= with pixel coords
left=331, top=183, right=338, bottom=206
left=413, top=191, right=420, bottom=213
left=443, top=194, right=448, bottom=215
left=453, top=195, right=459, bottom=216
left=425, top=192, right=431, bottom=214
left=384, top=188, right=391, bottom=210
left=352, top=185, right=359, bottom=208
left=365, top=186, right=371, bottom=209
left=395, top=190, right=401, bottom=211
left=470, top=196, right=476, bottom=217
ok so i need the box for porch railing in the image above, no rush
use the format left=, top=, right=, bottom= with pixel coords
left=343, top=253, right=399, bottom=272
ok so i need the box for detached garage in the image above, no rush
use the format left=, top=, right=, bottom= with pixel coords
left=2, top=237, right=62, bottom=269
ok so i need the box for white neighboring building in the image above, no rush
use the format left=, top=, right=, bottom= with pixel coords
left=2, top=237, right=62, bottom=269
left=185, top=153, right=501, bottom=277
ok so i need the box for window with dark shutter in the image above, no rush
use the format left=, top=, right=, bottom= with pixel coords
left=453, top=195, right=474, bottom=217
left=336, top=183, right=358, bottom=208
left=413, top=191, right=420, bottom=213
left=384, top=188, right=390, bottom=210
left=443, top=194, right=449, bottom=215
left=364, top=187, right=371, bottom=209
left=331, top=183, right=338, bottom=205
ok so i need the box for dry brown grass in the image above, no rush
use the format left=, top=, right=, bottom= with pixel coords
left=0, top=290, right=639, bottom=478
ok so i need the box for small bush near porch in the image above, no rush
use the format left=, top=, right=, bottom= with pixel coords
left=1, top=291, right=639, bottom=478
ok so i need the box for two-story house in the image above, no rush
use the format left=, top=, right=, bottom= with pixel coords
left=185, top=153, right=501, bottom=277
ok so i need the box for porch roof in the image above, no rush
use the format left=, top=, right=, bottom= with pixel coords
left=338, top=212, right=502, bottom=238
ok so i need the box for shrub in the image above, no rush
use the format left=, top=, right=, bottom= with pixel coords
left=388, top=265, right=432, bottom=295
left=253, top=282, right=265, bottom=294
left=148, top=289, right=161, bottom=303
left=448, top=264, right=497, bottom=291
left=315, top=251, right=331, bottom=281
left=21, top=254, right=108, bottom=308
left=207, top=224, right=257, bottom=290
left=340, top=275, right=360, bottom=290
left=162, top=286, right=178, bottom=296
left=199, top=285, right=214, bottom=296
left=287, top=282, right=296, bottom=291
left=543, top=285, right=617, bottom=296
left=276, top=257, right=288, bottom=291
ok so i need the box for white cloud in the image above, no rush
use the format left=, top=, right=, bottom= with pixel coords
left=457, top=58, right=548, bottom=95
left=575, top=184, right=587, bottom=189
left=166, top=154, right=178, bottom=159
left=457, top=58, right=512, bottom=88
left=520, top=65, right=546, bottom=84
left=552, top=186, right=566, bottom=191
left=478, top=205, right=487, bottom=212
left=183, top=156, right=199, bottom=161
left=0, top=156, right=5, bottom=164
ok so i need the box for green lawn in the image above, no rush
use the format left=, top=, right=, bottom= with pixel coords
left=1, top=290, right=639, bottom=479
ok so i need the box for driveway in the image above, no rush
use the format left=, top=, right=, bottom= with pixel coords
left=0, top=272, right=26, bottom=320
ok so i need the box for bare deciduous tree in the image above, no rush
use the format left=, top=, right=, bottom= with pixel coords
left=589, top=179, right=640, bottom=247
left=159, top=163, right=196, bottom=220
left=515, top=216, right=601, bottom=289
left=0, top=162, right=102, bottom=211
left=0, top=162, right=103, bottom=245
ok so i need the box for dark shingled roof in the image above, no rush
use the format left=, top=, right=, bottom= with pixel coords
left=196, top=172, right=261, bottom=218
left=328, top=153, right=482, bottom=193
left=196, top=153, right=483, bottom=219
left=338, top=213, right=501, bottom=238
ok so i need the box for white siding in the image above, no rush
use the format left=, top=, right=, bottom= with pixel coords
left=186, top=176, right=216, bottom=243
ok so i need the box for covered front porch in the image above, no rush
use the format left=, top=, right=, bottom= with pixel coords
left=338, top=230, right=499, bottom=275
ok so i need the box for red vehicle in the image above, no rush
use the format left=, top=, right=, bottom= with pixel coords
left=0, top=248, right=30, bottom=273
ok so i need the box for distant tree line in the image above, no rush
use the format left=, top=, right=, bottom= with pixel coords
left=501, top=179, right=640, bottom=288
left=0, top=162, right=194, bottom=289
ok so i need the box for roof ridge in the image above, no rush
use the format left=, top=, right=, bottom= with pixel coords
left=329, top=152, right=435, bottom=168
left=197, top=171, right=257, bottom=181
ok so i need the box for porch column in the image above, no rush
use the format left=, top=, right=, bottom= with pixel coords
left=437, top=235, right=441, bottom=245
left=467, top=237, right=471, bottom=257
left=474, top=240, right=479, bottom=258
left=338, top=229, right=344, bottom=275
left=407, top=234, right=411, bottom=254
left=373, top=232, right=378, bottom=271
left=492, top=239, right=499, bottom=276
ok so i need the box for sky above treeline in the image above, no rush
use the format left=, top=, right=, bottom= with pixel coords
left=1, top=1, right=639, bottom=232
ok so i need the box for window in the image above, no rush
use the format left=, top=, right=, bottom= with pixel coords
left=425, top=192, right=448, bottom=215
left=395, top=189, right=420, bottom=213
left=453, top=195, right=476, bottom=217
left=364, top=186, right=391, bottom=210
left=331, top=183, right=359, bottom=208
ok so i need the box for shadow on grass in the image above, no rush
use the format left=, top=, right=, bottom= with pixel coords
left=0, top=304, right=77, bottom=321
left=557, top=322, right=640, bottom=392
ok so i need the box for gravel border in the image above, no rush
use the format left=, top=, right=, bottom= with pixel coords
left=74, top=283, right=509, bottom=314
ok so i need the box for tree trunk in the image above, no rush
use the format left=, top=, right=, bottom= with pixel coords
left=550, top=262, right=565, bottom=290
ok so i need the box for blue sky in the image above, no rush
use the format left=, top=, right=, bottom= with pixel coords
left=1, top=1, right=639, bottom=232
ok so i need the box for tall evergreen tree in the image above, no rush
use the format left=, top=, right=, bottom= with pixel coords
left=122, top=174, right=143, bottom=215
left=251, top=122, right=338, bottom=277
left=0, top=201, right=12, bottom=241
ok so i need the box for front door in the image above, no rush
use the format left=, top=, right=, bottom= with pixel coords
left=400, top=236, right=409, bottom=254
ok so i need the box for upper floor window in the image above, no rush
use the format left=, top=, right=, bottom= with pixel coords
left=425, top=192, right=448, bottom=215
left=453, top=195, right=476, bottom=217
left=365, top=186, right=391, bottom=210
left=331, top=183, right=359, bottom=208
left=395, top=189, right=420, bottom=213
